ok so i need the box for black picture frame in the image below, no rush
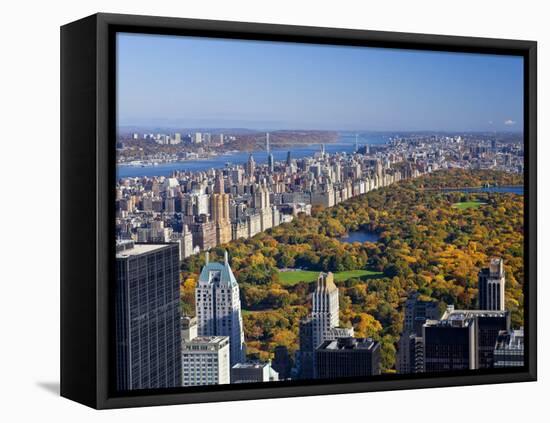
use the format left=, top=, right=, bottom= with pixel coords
left=61, top=12, right=537, bottom=409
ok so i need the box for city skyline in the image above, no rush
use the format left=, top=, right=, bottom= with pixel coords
left=115, top=129, right=525, bottom=389
left=117, top=33, right=523, bottom=132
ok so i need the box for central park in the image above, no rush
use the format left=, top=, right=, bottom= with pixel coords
left=180, top=168, right=524, bottom=372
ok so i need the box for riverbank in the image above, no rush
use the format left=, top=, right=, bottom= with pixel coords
left=421, top=185, right=524, bottom=194
left=117, top=135, right=390, bottom=178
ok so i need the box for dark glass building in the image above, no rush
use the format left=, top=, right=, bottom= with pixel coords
left=298, top=317, right=314, bottom=379
left=396, top=293, right=441, bottom=374
left=423, top=319, right=475, bottom=372
left=272, top=346, right=293, bottom=380
left=315, top=337, right=380, bottom=379
left=477, top=313, right=511, bottom=368
left=423, top=307, right=510, bottom=372
left=115, top=241, right=182, bottom=390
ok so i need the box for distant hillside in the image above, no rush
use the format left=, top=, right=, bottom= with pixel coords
left=223, top=130, right=339, bottom=151
left=117, top=130, right=339, bottom=159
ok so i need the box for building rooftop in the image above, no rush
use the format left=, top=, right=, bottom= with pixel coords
left=231, top=362, right=270, bottom=370
left=198, top=250, right=238, bottom=287
left=182, top=336, right=229, bottom=348
left=425, top=306, right=509, bottom=328
left=116, top=241, right=173, bottom=258
left=316, top=272, right=337, bottom=293
left=318, top=337, right=378, bottom=351
left=442, top=307, right=509, bottom=321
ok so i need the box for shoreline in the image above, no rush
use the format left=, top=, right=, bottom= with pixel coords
left=420, top=184, right=524, bottom=191
left=116, top=141, right=367, bottom=167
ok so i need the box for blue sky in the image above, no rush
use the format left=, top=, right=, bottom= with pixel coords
left=117, top=33, right=523, bottom=132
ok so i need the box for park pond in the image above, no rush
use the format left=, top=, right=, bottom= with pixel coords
left=338, top=230, right=379, bottom=244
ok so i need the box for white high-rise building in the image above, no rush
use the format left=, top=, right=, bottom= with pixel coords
left=181, top=336, right=230, bottom=386
left=312, top=272, right=340, bottom=348
left=195, top=251, right=246, bottom=366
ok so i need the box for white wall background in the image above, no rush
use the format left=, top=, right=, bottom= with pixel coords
left=0, top=0, right=546, bottom=420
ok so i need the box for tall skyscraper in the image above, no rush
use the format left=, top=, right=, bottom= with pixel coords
left=267, top=154, right=274, bottom=173
left=195, top=251, right=246, bottom=366
left=246, top=154, right=256, bottom=177
left=115, top=240, right=182, bottom=390
left=266, top=132, right=274, bottom=173
left=312, top=272, right=340, bottom=349
left=315, top=337, right=381, bottom=379
left=210, top=193, right=231, bottom=244
left=299, top=272, right=351, bottom=379
left=478, top=257, right=506, bottom=311
left=298, top=316, right=314, bottom=379
left=396, top=294, right=440, bottom=374
left=213, top=194, right=229, bottom=220
left=214, top=173, right=225, bottom=194
left=252, top=183, right=271, bottom=211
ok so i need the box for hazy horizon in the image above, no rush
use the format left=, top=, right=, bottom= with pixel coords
left=117, top=125, right=523, bottom=134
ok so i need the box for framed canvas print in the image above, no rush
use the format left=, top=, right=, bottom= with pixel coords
left=60, top=13, right=537, bottom=409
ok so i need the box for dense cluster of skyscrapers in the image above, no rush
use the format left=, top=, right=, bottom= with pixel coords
left=116, top=243, right=280, bottom=389
left=116, top=133, right=426, bottom=256
left=396, top=257, right=524, bottom=374
left=118, top=131, right=524, bottom=177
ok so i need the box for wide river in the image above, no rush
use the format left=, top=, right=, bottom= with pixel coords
left=117, top=132, right=390, bottom=179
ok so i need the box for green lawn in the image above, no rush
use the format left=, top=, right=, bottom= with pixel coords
left=241, top=309, right=262, bottom=316
left=452, top=201, right=486, bottom=210
left=278, top=269, right=383, bottom=285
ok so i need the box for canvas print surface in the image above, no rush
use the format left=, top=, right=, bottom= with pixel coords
left=114, top=33, right=525, bottom=391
